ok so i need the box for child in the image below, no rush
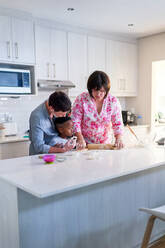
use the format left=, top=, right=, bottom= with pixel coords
left=49, top=116, right=76, bottom=147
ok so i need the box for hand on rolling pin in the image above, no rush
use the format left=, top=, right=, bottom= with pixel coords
left=114, top=135, right=124, bottom=149
left=76, top=138, right=86, bottom=150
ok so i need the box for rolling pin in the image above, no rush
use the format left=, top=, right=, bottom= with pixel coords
left=87, top=144, right=116, bottom=150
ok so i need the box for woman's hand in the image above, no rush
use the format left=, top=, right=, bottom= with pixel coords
left=74, top=132, right=86, bottom=150
left=77, top=138, right=86, bottom=150
left=114, top=134, right=124, bottom=149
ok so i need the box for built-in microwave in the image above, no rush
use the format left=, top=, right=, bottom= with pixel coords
left=0, top=67, right=31, bottom=94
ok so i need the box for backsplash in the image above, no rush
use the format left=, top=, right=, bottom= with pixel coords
left=0, top=93, right=126, bottom=135
left=0, top=92, right=49, bottom=135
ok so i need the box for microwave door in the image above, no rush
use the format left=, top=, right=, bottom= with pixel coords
left=0, top=68, right=31, bottom=94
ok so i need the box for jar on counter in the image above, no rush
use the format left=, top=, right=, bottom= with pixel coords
left=0, top=123, right=5, bottom=138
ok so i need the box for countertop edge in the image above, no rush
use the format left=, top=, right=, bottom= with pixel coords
left=0, top=136, right=29, bottom=144
left=1, top=160, right=164, bottom=198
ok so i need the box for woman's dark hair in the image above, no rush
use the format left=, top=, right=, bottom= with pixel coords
left=87, top=71, right=110, bottom=98
left=49, top=91, right=71, bottom=112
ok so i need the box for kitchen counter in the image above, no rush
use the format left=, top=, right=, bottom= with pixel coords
left=0, top=145, right=164, bottom=198
left=124, top=124, right=149, bottom=128
left=1, top=146, right=165, bottom=248
left=0, top=135, right=29, bottom=144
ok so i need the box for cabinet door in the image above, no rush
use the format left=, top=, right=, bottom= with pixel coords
left=106, top=40, right=121, bottom=94
left=0, top=15, right=12, bottom=61
left=124, top=43, right=137, bottom=95
left=51, top=29, right=68, bottom=80
left=106, top=40, right=137, bottom=96
left=12, top=17, right=35, bottom=64
left=88, top=36, right=106, bottom=75
left=0, top=141, right=29, bottom=160
left=68, top=32, right=87, bottom=97
left=35, top=25, right=51, bottom=80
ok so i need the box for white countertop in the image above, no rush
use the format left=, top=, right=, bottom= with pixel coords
left=0, top=136, right=29, bottom=144
left=125, top=124, right=149, bottom=128
left=0, top=145, right=165, bottom=198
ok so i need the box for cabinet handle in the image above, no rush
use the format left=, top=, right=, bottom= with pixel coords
left=15, top=42, right=19, bottom=59
left=53, top=64, right=56, bottom=78
left=47, top=63, right=50, bottom=78
left=120, top=79, right=125, bottom=91
left=120, top=78, right=124, bottom=90
left=118, top=79, right=121, bottom=90
left=122, top=79, right=126, bottom=90
left=124, top=80, right=126, bottom=90
left=6, top=41, right=11, bottom=58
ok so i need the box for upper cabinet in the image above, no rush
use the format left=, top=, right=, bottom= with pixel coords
left=106, top=40, right=137, bottom=96
left=88, top=36, right=106, bottom=75
left=34, top=25, right=137, bottom=97
left=35, top=25, right=68, bottom=80
left=12, top=17, right=35, bottom=64
left=0, top=15, right=35, bottom=64
left=0, top=16, right=11, bottom=61
left=68, top=32, right=87, bottom=97
left=35, top=26, right=50, bottom=79
left=51, top=29, right=68, bottom=80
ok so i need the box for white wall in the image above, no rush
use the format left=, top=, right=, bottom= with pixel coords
left=0, top=92, right=126, bottom=135
left=0, top=92, right=49, bottom=135
left=126, top=33, right=165, bottom=125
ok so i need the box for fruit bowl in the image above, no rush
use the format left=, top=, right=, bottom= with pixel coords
left=43, top=154, right=56, bottom=164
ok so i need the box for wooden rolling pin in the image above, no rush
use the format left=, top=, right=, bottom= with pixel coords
left=87, top=144, right=116, bottom=150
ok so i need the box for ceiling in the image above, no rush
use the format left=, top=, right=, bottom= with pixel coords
left=0, top=0, right=165, bottom=38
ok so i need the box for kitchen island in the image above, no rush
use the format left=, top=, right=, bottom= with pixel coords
left=1, top=146, right=165, bottom=248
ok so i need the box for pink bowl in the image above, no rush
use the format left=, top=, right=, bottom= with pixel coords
left=43, top=154, right=56, bottom=163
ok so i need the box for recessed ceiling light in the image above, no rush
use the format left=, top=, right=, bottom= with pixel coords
left=67, top=8, right=75, bottom=11
left=128, top=24, right=134, bottom=27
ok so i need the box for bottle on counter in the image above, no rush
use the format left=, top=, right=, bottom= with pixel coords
left=133, top=115, right=138, bottom=125
left=137, top=115, right=142, bottom=125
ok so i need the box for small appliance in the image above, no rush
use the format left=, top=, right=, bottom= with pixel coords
left=0, top=68, right=31, bottom=94
left=3, top=122, right=18, bottom=136
left=122, top=111, right=136, bottom=125
left=0, top=63, right=35, bottom=95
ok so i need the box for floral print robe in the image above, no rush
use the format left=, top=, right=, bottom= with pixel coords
left=71, top=92, right=123, bottom=144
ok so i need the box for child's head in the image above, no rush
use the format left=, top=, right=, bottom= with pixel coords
left=54, top=116, right=73, bottom=138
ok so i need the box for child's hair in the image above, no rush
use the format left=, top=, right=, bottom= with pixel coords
left=53, top=116, right=72, bottom=133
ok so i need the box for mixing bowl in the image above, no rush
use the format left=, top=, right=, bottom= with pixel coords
left=43, top=154, right=56, bottom=164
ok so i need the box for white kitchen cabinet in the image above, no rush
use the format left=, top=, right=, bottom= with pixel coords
left=0, top=15, right=11, bottom=61
left=106, top=40, right=137, bottom=96
left=0, top=15, right=35, bottom=64
left=35, top=26, right=50, bottom=79
left=0, top=140, right=29, bottom=160
left=68, top=32, right=87, bottom=97
left=51, top=29, right=68, bottom=80
left=124, top=42, right=138, bottom=95
left=12, top=17, right=35, bottom=64
left=88, top=36, right=106, bottom=76
left=35, top=25, right=68, bottom=81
